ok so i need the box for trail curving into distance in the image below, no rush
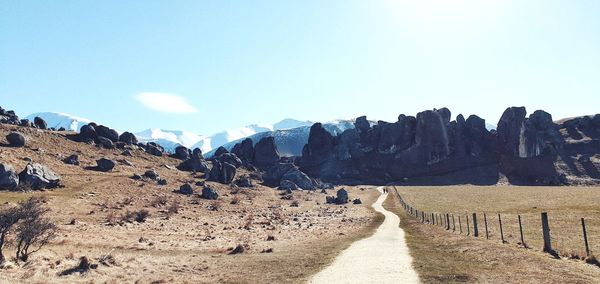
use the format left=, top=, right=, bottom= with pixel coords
left=310, top=187, right=420, bottom=284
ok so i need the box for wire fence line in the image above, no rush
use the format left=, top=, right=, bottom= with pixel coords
left=391, top=187, right=600, bottom=263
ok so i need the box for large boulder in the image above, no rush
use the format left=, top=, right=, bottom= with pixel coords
left=216, top=153, right=243, bottom=168
left=192, top=148, right=204, bottom=159
left=177, top=157, right=209, bottom=172
left=281, top=168, right=315, bottom=190
left=214, top=146, right=229, bottom=157
left=96, top=158, right=116, bottom=172
left=145, top=143, right=163, bottom=157
left=235, top=176, right=253, bottom=187
left=201, top=186, right=219, bottom=200
left=174, top=146, right=191, bottom=160
left=79, top=124, right=97, bottom=141
left=497, top=107, right=527, bottom=156
left=0, top=164, right=19, bottom=190
left=335, top=188, right=348, bottom=204
left=96, top=136, right=114, bottom=149
left=231, top=138, right=254, bottom=164
left=278, top=180, right=298, bottom=191
left=119, top=132, right=138, bottom=145
left=354, top=116, right=370, bottom=133
left=6, top=132, right=26, bottom=147
left=414, top=110, right=450, bottom=163
left=300, top=123, right=335, bottom=169
left=253, top=136, right=280, bottom=169
left=95, top=125, right=119, bottom=142
left=263, top=162, right=316, bottom=190
left=33, top=117, right=47, bottom=129
left=18, top=163, right=60, bottom=189
left=0, top=107, right=20, bottom=125
left=207, top=161, right=236, bottom=184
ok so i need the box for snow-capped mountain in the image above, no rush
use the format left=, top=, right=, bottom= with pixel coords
left=134, top=129, right=206, bottom=152
left=25, top=112, right=93, bottom=131
left=189, top=119, right=313, bottom=153
left=205, top=119, right=355, bottom=157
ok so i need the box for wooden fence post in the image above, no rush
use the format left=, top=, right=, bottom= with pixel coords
left=459, top=216, right=462, bottom=234
left=518, top=215, right=526, bottom=247
left=421, top=211, right=425, bottom=223
left=472, top=213, right=479, bottom=237
left=484, top=213, right=489, bottom=240
left=431, top=213, right=434, bottom=225
left=541, top=212, right=553, bottom=253
left=582, top=218, right=590, bottom=257
left=498, top=214, right=505, bottom=243
left=467, top=215, right=470, bottom=236
left=446, top=214, right=450, bottom=230
left=452, top=214, right=456, bottom=232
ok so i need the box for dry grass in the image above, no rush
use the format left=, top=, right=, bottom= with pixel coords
left=0, top=122, right=384, bottom=283
left=386, top=186, right=600, bottom=283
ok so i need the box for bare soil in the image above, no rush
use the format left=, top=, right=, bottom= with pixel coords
left=0, top=124, right=381, bottom=283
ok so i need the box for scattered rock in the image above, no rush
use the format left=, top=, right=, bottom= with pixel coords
left=234, top=176, right=253, bottom=188
left=63, top=154, right=80, bottom=165
left=18, top=163, right=61, bottom=189
left=121, top=150, right=133, bottom=156
left=278, top=180, right=298, bottom=191
left=96, top=158, right=116, bottom=172
left=326, top=189, right=349, bottom=205
left=201, top=186, right=219, bottom=200
left=179, top=183, right=194, bottom=195
left=353, top=198, right=362, bottom=204
left=131, top=174, right=142, bottom=180
left=0, top=163, right=19, bottom=190
left=157, top=178, right=167, bottom=185
left=6, top=132, right=26, bottom=147
left=229, top=244, right=245, bottom=255
left=143, top=170, right=159, bottom=180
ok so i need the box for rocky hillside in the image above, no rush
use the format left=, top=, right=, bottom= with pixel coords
left=298, top=107, right=600, bottom=186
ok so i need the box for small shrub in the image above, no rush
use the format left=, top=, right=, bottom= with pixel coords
left=167, top=201, right=180, bottom=216
left=150, top=196, right=168, bottom=208
left=121, top=197, right=134, bottom=206
left=120, top=210, right=149, bottom=223
left=243, top=214, right=254, bottom=230
left=134, top=210, right=150, bottom=223
left=208, top=201, right=221, bottom=211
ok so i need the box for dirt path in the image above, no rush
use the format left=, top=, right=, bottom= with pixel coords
left=309, top=187, right=420, bottom=284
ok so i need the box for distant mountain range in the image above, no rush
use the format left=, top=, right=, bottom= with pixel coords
left=26, top=112, right=497, bottom=157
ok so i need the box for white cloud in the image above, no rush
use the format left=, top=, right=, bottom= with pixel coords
left=134, top=92, right=198, bottom=114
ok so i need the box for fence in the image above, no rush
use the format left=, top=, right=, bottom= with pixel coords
left=392, top=187, right=600, bottom=261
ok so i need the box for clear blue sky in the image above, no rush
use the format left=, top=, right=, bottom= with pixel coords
left=1, top=0, right=599, bottom=134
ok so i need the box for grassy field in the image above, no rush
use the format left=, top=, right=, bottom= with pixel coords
left=385, top=186, right=600, bottom=283
left=394, top=186, right=600, bottom=257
